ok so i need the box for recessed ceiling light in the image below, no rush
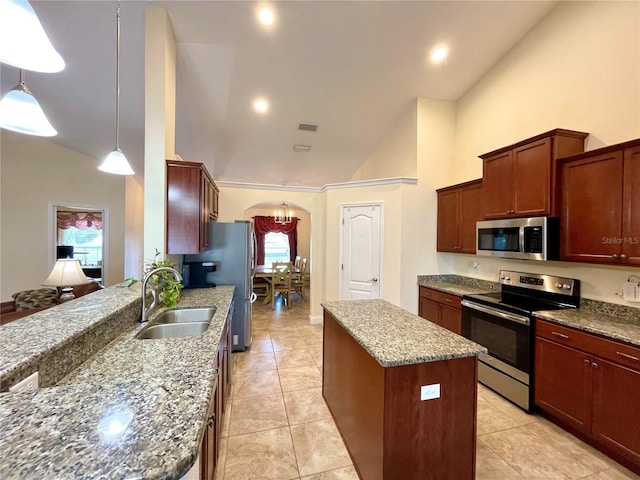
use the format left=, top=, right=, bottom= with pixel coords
left=431, top=47, right=448, bottom=63
left=258, top=7, right=274, bottom=26
left=253, top=98, right=269, bottom=114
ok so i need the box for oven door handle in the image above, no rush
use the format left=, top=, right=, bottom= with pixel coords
left=461, top=300, right=530, bottom=326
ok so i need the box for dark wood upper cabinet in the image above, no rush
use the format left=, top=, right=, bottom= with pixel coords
left=480, top=129, right=588, bottom=219
left=437, top=179, right=483, bottom=254
left=166, top=160, right=219, bottom=254
left=559, top=139, right=640, bottom=266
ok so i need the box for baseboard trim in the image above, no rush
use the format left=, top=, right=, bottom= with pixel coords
left=309, top=314, right=323, bottom=325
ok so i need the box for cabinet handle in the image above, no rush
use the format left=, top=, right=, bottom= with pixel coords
left=444, top=298, right=453, bottom=303
left=592, top=362, right=599, bottom=368
left=617, top=351, right=639, bottom=362
left=620, top=254, right=628, bottom=260
left=584, top=359, right=591, bottom=365
left=552, top=331, right=570, bottom=339
left=612, top=253, right=619, bottom=259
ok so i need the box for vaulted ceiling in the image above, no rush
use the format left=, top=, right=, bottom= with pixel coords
left=1, top=1, right=558, bottom=187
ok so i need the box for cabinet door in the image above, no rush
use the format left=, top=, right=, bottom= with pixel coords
left=419, top=296, right=439, bottom=325
left=534, top=337, right=592, bottom=433
left=459, top=181, right=483, bottom=254
left=437, top=188, right=460, bottom=252
left=483, top=151, right=514, bottom=218
left=201, top=385, right=218, bottom=480
left=622, top=146, right=640, bottom=264
left=591, top=358, right=640, bottom=465
left=560, top=151, right=624, bottom=264
left=513, top=138, right=551, bottom=216
left=167, top=163, right=201, bottom=254
left=438, top=305, right=461, bottom=335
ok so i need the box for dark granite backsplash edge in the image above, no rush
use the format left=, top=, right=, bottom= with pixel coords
left=417, top=274, right=501, bottom=292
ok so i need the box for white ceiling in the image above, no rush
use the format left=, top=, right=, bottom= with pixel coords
left=1, top=1, right=558, bottom=187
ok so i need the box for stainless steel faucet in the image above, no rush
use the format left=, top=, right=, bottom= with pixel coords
left=141, top=266, right=183, bottom=322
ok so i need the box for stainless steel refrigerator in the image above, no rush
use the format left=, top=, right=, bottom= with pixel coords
left=183, top=220, right=255, bottom=351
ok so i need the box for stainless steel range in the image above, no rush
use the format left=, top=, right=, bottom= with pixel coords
left=461, top=270, right=580, bottom=412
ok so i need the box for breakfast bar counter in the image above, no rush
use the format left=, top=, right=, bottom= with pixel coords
left=0, top=285, right=234, bottom=479
left=321, top=299, right=486, bottom=480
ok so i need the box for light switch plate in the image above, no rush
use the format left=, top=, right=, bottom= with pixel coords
left=420, top=383, right=440, bottom=401
left=10, top=371, right=39, bottom=392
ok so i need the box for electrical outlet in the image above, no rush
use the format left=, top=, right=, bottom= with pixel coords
left=420, top=383, right=440, bottom=401
left=10, top=371, right=39, bottom=392
left=233, top=334, right=239, bottom=345
left=472, top=262, right=480, bottom=271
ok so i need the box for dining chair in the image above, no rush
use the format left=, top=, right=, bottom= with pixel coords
left=294, top=255, right=302, bottom=270
left=292, top=258, right=309, bottom=299
left=267, top=261, right=293, bottom=309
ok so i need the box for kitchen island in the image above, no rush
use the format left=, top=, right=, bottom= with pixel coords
left=321, top=299, right=487, bottom=480
left=0, top=284, right=234, bottom=479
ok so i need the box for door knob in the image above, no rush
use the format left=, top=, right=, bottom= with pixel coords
left=370, top=277, right=378, bottom=283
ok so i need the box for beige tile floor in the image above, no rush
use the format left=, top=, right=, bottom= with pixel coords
left=216, top=293, right=639, bottom=480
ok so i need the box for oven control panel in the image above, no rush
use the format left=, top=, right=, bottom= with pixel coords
left=499, top=270, right=579, bottom=295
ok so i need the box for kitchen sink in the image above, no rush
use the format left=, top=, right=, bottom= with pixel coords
left=136, top=322, right=211, bottom=340
left=154, top=307, right=216, bottom=324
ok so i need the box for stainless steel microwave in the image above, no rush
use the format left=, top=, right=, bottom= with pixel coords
left=476, top=217, right=560, bottom=261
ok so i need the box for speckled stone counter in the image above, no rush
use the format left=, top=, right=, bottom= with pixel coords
left=0, top=285, right=234, bottom=480
left=417, top=274, right=500, bottom=297
left=321, top=299, right=486, bottom=367
left=534, top=299, right=640, bottom=347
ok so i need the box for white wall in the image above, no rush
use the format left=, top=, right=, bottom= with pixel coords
left=350, top=102, right=418, bottom=181
left=0, top=132, right=126, bottom=301
left=454, top=0, right=640, bottom=183
left=445, top=0, right=640, bottom=307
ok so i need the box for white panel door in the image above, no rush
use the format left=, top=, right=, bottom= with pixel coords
left=341, top=204, right=382, bottom=300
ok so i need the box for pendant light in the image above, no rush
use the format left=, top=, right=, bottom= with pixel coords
left=0, top=69, right=57, bottom=136
left=99, top=0, right=134, bottom=176
left=0, top=0, right=65, bottom=73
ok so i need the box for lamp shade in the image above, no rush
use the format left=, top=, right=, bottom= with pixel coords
left=98, top=149, right=135, bottom=175
left=43, top=258, right=90, bottom=287
left=0, top=83, right=57, bottom=136
left=0, top=0, right=65, bottom=73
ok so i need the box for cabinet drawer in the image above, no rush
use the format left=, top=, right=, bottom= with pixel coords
left=419, top=287, right=461, bottom=309
left=536, top=320, right=640, bottom=371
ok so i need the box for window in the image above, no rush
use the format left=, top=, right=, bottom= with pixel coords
left=264, top=232, right=290, bottom=265
left=58, top=227, right=103, bottom=266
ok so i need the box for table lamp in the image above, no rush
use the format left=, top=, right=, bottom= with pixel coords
left=42, top=258, right=90, bottom=302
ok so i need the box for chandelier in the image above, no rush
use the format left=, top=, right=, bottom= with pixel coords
left=274, top=202, right=293, bottom=224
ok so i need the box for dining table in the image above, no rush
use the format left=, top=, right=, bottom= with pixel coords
left=254, top=264, right=301, bottom=304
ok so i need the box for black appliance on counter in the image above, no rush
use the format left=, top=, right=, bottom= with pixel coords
left=461, top=270, right=580, bottom=412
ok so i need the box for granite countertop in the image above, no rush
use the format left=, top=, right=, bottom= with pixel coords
left=417, top=274, right=500, bottom=297
left=0, top=286, right=234, bottom=480
left=534, top=301, right=640, bottom=348
left=321, top=299, right=487, bottom=368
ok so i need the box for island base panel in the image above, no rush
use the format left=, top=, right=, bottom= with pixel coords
left=322, top=311, right=478, bottom=480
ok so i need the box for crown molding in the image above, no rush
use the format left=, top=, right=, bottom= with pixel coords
left=216, top=176, right=418, bottom=193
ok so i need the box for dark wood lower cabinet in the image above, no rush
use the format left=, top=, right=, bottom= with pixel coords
left=200, top=313, right=232, bottom=480
left=323, top=311, right=478, bottom=480
left=418, top=286, right=462, bottom=335
left=535, top=320, right=640, bottom=475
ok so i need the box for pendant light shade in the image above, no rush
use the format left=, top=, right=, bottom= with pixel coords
left=99, top=148, right=134, bottom=175
left=0, top=71, right=57, bottom=136
left=99, top=0, right=134, bottom=176
left=0, top=0, right=65, bottom=73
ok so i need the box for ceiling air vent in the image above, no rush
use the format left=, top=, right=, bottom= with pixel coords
left=293, top=145, right=311, bottom=152
left=298, top=123, right=318, bottom=132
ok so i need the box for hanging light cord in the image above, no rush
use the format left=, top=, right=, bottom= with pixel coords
left=115, top=0, right=122, bottom=150
left=18, top=69, right=31, bottom=95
